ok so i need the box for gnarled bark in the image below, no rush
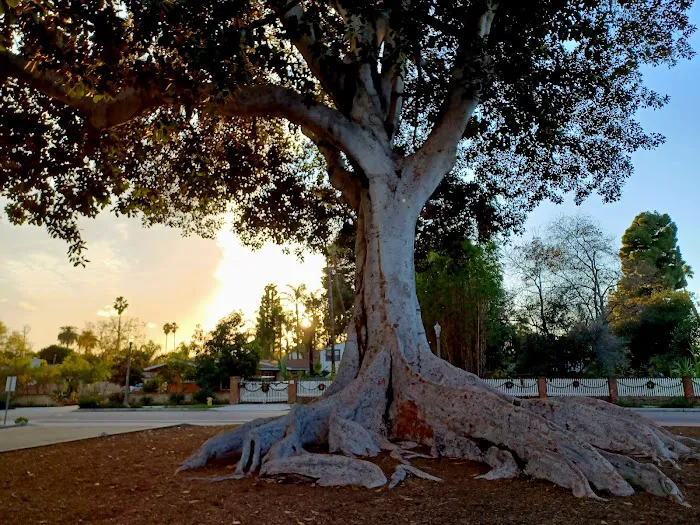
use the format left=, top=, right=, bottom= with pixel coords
left=179, top=178, right=699, bottom=503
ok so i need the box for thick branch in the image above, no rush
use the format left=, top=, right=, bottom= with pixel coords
left=316, top=141, right=362, bottom=211
left=1, top=49, right=161, bottom=129
left=274, top=1, right=349, bottom=108
left=218, top=86, right=390, bottom=174
left=404, top=1, right=499, bottom=203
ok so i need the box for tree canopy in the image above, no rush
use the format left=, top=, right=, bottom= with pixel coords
left=617, top=211, right=693, bottom=295
left=1, top=1, right=694, bottom=263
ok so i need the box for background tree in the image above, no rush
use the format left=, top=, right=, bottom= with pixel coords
left=113, top=297, right=129, bottom=356
left=0, top=321, right=7, bottom=349
left=92, top=317, right=145, bottom=360
left=110, top=343, right=155, bottom=388
left=163, top=323, right=172, bottom=353
left=610, top=212, right=695, bottom=371
left=194, top=312, right=260, bottom=394
left=77, top=329, right=99, bottom=354
left=507, top=236, right=571, bottom=336
left=59, top=354, right=92, bottom=395
left=2, top=0, right=696, bottom=497
left=2, top=329, right=33, bottom=358
left=548, top=215, right=620, bottom=324
left=282, top=284, right=307, bottom=354
left=37, top=344, right=73, bottom=365
left=57, top=326, right=79, bottom=348
left=303, top=291, right=327, bottom=374
left=171, top=322, right=180, bottom=349
left=616, top=212, right=692, bottom=297
left=254, top=284, right=285, bottom=360
left=416, top=240, right=506, bottom=375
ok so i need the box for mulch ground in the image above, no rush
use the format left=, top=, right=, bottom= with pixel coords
left=1, top=426, right=700, bottom=525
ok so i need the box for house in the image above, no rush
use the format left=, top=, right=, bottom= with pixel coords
left=317, top=342, right=344, bottom=372
left=256, top=359, right=309, bottom=380
left=142, top=361, right=197, bottom=393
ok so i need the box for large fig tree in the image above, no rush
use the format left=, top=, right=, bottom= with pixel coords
left=2, top=0, right=698, bottom=499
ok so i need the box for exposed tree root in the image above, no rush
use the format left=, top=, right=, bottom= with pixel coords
left=260, top=453, right=387, bottom=488
left=178, top=346, right=697, bottom=504
left=389, top=464, right=443, bottom=488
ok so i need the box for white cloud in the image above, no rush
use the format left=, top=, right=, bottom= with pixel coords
left=114, top=223, right=130, bottom=241
left=18, top=301, right=37, bottom=311
left=97, top=305, right=117, bottom=317
left=147, top=322, right=157, bottom=329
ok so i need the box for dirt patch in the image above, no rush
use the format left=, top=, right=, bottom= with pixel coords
left=1, top=425, right=699, bottom=525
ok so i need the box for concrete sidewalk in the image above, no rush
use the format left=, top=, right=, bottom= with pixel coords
left=0, top=404, right=290, bottom=452
left=0, top=423, right=175, bottom=452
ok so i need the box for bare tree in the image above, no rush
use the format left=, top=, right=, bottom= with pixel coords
left=548, top=215, right=620, bottom=324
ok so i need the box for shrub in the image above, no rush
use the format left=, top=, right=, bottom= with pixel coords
left=193, top=389, right=214, bottom=404
left=108, top=392, right=125, bottom=404
left=658, top=397, right=695, bottom=409
left=0, top=393, right=14, bottom=409
left=140, top=396, right=153, bottom=406
left=169, top=392, right=185, bottom=405
left=14, top=417, right=29, bottom=426
left=78, top=396, right=102, bottom=409
left=143, top=378, right=163, bottom=393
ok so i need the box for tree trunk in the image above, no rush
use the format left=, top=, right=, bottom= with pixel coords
left=179, top=178, right=697, bottom=503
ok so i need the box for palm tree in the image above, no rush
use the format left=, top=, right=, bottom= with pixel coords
left=113, top=296, right=129, bottom=355
left=77, top=330, right=98, bottom=354
left=57, top=326, right=78, bottom=347
left=171, top=322, right=179, bottom=349
left=282, top=284, right=307, bottom=354
left=163, top=323, right=172, bottom=352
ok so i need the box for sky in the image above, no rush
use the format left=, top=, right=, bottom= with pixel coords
left=1, top=6, right=699, bottom=350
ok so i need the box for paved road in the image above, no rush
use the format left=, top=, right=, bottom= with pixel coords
left=1, top=405, right=698, bottom=453
left=3, top=404, right=290, bottom=426
left=632, top=408, right=700, bottom=427
left=0, top=404, right=290, bottom=452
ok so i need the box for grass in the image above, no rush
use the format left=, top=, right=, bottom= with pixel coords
left=617, top=397, right=698, bottom=408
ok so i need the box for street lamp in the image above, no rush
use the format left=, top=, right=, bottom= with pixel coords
left=123, top=336, right=135, bottom=408
left=434, top=322, right=442, bottom=359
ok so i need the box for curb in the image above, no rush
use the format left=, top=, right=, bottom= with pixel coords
left=632, top=407, right=700, bottom=413
left=78, top=407, right=215, bottom=412
left=0, top=424, right=186, bottom=453
left=0, top=423, right=31, bottom=430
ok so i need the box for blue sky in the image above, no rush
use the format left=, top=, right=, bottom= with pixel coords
left=525, top=3, right=700, bottom=298
left=1, top=6, right=699, bottom=349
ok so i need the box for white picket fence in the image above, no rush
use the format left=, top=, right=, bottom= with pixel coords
left=297, top=380, right=333, bottom=398
left=616, top=377, right=684, bottom=398
left=483, top=377, right=694, bottom=398
left=239, top=380, right=289, bottom=403
left=235, top=377, right=698, bottom=403
left=482, top=378, right=539, bottom=397
left=546, top=378, right=610, bottom=397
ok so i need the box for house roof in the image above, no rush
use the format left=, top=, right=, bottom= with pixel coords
left=321, top=341, right=346, bottom=352
left=143, top=363, right=168, bottom=372
left=258, top=359, right=308, bottom=371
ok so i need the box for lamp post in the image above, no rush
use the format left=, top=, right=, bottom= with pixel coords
left=434, top=322, right=442, bottom=359
left=123, top=336, right=134, bottom=408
